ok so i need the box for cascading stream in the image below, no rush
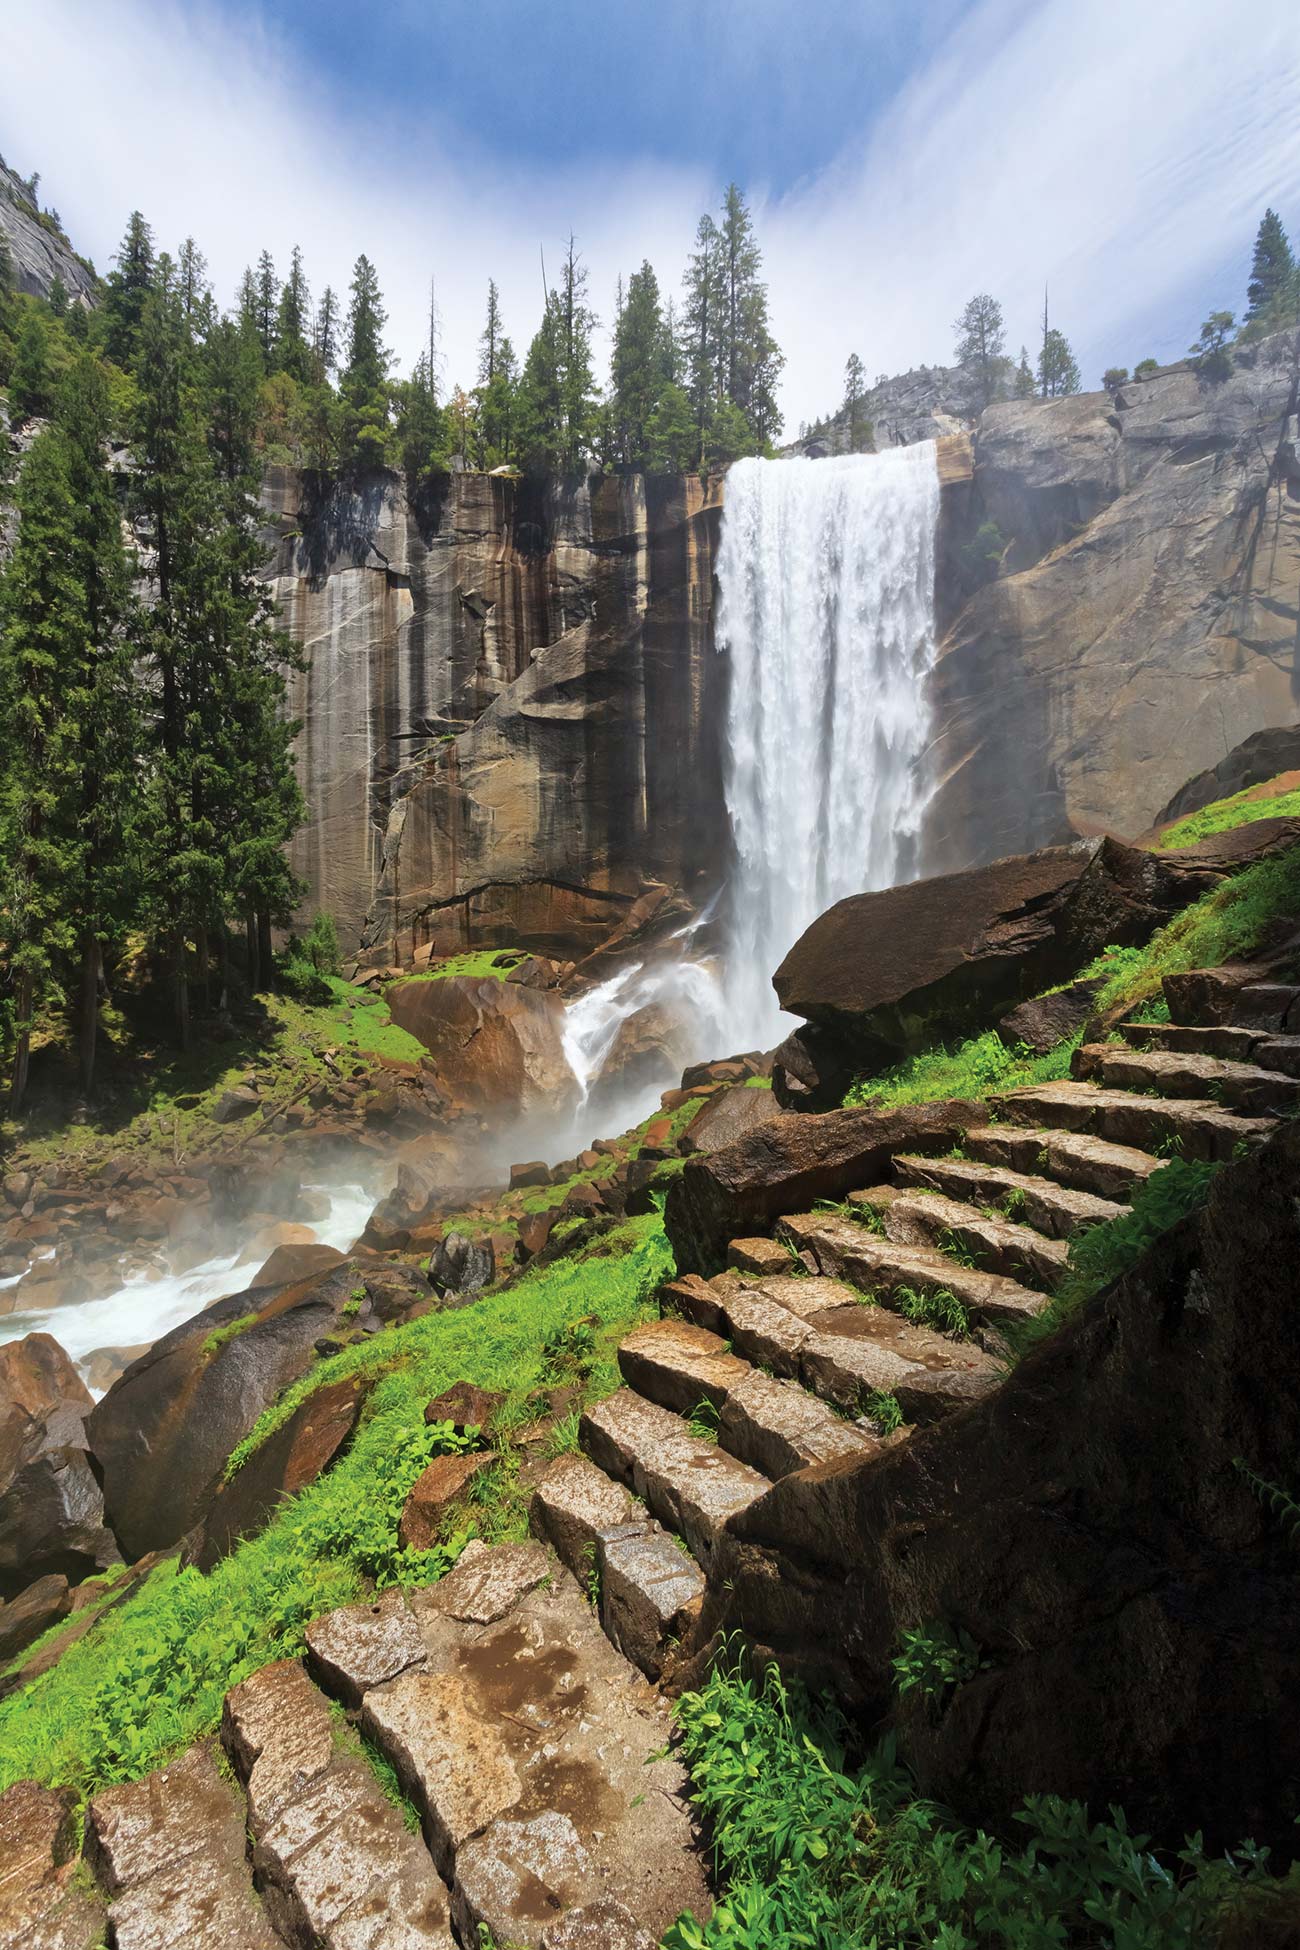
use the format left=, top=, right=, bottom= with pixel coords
left=714, top=444, right=940, bottom=1051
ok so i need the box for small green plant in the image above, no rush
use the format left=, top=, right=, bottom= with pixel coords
left=687, top=1397, right=722, bottom=1444
left=580, top=1540, right=602, bottom=1609
left=863, top=1389, right=903, bottom=1436
left=892, top=1620, right=984, bottom=1707
left=539, top=1318, right=597, bottom=1382
left=894, top=1284, right=970, bottom=1338
left=201, top=1312, right=257, bottom=1357
left=937, top=1227, right=979, bottom=1270
left=1235, top=1458, right=1300, bottom=1547
left=1000, top=1185, right=1027, bottom=1218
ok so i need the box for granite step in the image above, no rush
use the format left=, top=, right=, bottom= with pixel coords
left=664, top=1272, right=1003, bottom=1424
left=1072, top=1041, right=1300, bottom=1117
left=848, top=1184, right=1069, bottom=1291
left=617, top=1317, right=878, bottom=1477
left=778, top=1212, right=1048, bottom=1331
left=0, top=1778, right=106, bottom=1950
left=222, top=1658, right=456, bottom=1949
left=1117, top=1020, right=1271, bottom=1061
left=987, top=1080, right=1274, bottom=1163
left=891, top=1151, right=1126, bottom=1239
left=580, top=1389, right=769, bottom=1567
left=528, top=1453, right=704, bottom=1679
left=962, top=1124, right=1163, bottom=1200
left=85, top=1742, right=284, bottom=1950
left=342, top=1542, right=708, bottom=1947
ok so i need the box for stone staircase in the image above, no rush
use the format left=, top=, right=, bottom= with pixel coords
left=528, top=1026, right=1300, bottom=1689
left=8, top=1018, right=1300, bottom=1950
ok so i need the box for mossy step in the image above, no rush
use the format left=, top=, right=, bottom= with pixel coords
left=618, top=1317, right=877, bottom=1477
left=1073, top=1042, right=1300, bottom=1118
left=848, top=1185, right=1068, bottom=1292
left=987, top=1080, right=1273, bottom=1164
left=665, top=1272, right=1002, bottom=1423
left=580, top=1389, right=769, bottom=1568
left=891, top=1152, right=1125, bottom=1240
left=963, top=1124, right=1161, bottom=1200
left=778, top=1211, right=1047, bottom=1331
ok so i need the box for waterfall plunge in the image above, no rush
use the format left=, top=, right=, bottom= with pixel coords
left=713, top=444, right=941, bottom=1051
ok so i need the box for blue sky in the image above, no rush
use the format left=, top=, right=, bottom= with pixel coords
left=2, top=0, right=1298, bottom=427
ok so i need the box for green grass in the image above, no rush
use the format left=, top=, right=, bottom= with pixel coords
left=200, top=1312, right=257, bottom=1357
left=662, top=1655, right=1286, bottom=1949
left=1156, top=781, right=1300, bottom=850
left=315, top=976, right=430, bottom=1063
left=845, top=1029, right=1080, bottom=1111
left=0, top=1216, right=671, bottom=1799
left=404, top=948, right=522, bottom=983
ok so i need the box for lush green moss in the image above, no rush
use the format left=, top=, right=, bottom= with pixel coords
left=844, top=1030, right=1079, bottom=1111
left=1156, top=781, right=1300, bottom=850
left=0, top=1216, right=671, bottom=1798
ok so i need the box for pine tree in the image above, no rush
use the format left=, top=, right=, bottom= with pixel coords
left=842, top=353, right=871, bottom=451
left=254, top=250, right=279, bottom=362
left=313, top=285, right=340, bottom=376
left=682, top=213, right=723, bottom=451
left=610, top=261, right=668, bottom=468
left=8, top=308, right=52, bottom=425
left=275, top=245, right=313, bottom=383
left=177, top=237, right=211, bottom=333
left=478, top=333, right=518, bottom=468
left=1013, top=345, right=1036, bottom=398
left=395, top=352, right=446, bottom=481
left=478, top=280, right=503, bottom=388
left=556, top=235, right=598, bottom=474
left=645, top=382, right=697, bottom=472
left=515, top=296, right=565, bottom=474
left=1038, top=295, right=1080, bottom=398
left=1246, top=209, right=1295, bottom=321
left=48, top=275, right=68, bottom=319
left=100, top=211, right=155, bottom=366
left=340, top=254, right=391, bottom=469
left=953, top=292, right=1010, bottom=408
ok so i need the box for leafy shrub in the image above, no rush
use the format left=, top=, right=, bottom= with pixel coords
left=863, top=1389, right=904, bottom=1435
left=892, top=1620, right=984, bottom=1706
left=663, top=1656, right=1277, bottom=1949
left=1134, top=357, right=1159, bottom=379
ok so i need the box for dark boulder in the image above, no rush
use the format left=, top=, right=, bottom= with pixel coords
left=1155, top=727, right=1300, bottom=825
left=774, top=837, right=1207, bottom=1060
left=699, top=1119, right=1300, bottom=1855
left=189, top=1372, right=370, bottom=1572
left=86, top=1261, right=378, bottom=1560
left=424, top=1382, right=506, bottom=1434
left=664, top=1099, right=981, bottom=1275
left=771, top=1024, right=865, bottom=1111
left=0, top=1334, right=119, bottom=1597
left=428, top=1231, right=494, bottom=1297
left=0, top=1571, right=73, bottom=1664
left=250, top=1241, right=345, bottom=1287
left=996, top=977, right=1105, bottom=1054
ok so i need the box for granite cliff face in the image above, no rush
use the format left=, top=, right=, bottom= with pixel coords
left=0, top=161, right=97, bottom=305
left=268, top=333, right=1298, bottom=966
left=265, top=469, right=726, bottom=963
left=924, top=331, right=1300, bottom=869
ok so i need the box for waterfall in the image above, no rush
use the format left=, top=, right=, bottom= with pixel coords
left=714, top=444, right=940, bottom=1050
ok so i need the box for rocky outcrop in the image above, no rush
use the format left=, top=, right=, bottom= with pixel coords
left=386, top=973, right=576, bottom=1122
left=696, top=1118, right=1300, bottom=1855
left=0, top=161, right=97, bottom=305
left=1153, top=724, right=1300, bottom=826
left=267, top=468, right=727, bottom=962
left=0, top=1334, right=118, bottom=1597
left=926, top=332, right=1300, bottom=867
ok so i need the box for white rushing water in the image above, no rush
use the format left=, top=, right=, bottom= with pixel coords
left=713, top=444, right=940, bottom=1050
left=0, top=1178, right=376, bottom=1392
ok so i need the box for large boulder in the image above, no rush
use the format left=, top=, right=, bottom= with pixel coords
left=86, top=1260, right=422, bottom=1560
left=679, top=1084, right=782, bottom=1155
left=588, top=1002, right=693, bottom=1117
left=1155, top=728, right=1300, bottom=826
left=773, top=837, right=1209, bottom=1061
left=698, top=1119, right=1300, bottom=1855
left=664, top=1099, right=981, bottom=1275
left=0, top=1334, right=119, bottom=1597
left=386, top=975, right=577, bottom=1121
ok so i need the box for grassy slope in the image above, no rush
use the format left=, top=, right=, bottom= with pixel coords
left=0, top=1216, right=670, bottom=1796
left=1156, top=780, right=1300, bottom=849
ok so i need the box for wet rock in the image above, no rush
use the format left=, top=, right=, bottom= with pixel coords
left=452, top=1809, right=592, bottom=1948
left=0, top=1334, right=119, bottom=1598
left=250, top=1240, right=344, bottom=1287
left=388, top=976, right=577, bottom=1121
left=424, top=1381, right=506, bottom=1435
left=997, top=977, right=1106, bottom=1053
left=681, top=1082, right=782, bottom=1153
left=191, top=1373, right=370, bottom=1572
left=517, top=1208, right=558, bottom=1259
left=770, top=1022, right=861, bottom=1111
left=398, top=1451, right=497, bottom=1550
left=416, top=1539, right=551, bottom=1626
left=510, top=1161, right=552, bottom=1190
left=304, top=1587, right=427, bottom=1705
left=0, top=1777, right=104, bottom=1950
left=428, top=1231, right=494, bottom=1296
left=0, top=1571, right=73, bottom=1664
left=664, top=1098, right=981, bottom=1275
left=541, top=1901, right=657, bottom=1950
left=360, top=1669, right=523, bottom=1879
left=86, top=1262, right=374, bottom=1560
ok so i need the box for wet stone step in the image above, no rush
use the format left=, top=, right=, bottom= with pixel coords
left=1073, top=1041, right=1300, bottom=1117
left=86, top=1742, right=283, bottom=1950
left=849, top=1184, right=1068, bottom=1291
left=347, top=1546, right=710, bottom=1946
left=222, top=1657, right=456, bottom=1949
left=1117, top=1020, right=1271, bottom=1062
left=580, top=1388, right=769, bottom=1565
left=666, top=1271, right=1002, bottom=1424
left=963, top=1124, right=1164, bottom=1200
left=778, top=1212, right=1048, bottom=1330
left=891, top=1151, right=1125, bottom=1239
left=528, top=1454, right=703, bottom=1678
left=987, top=1080, right=1274, bottom=1163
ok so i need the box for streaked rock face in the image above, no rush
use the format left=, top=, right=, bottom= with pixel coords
left=925, top=330, right=1300, bottom=868
left=266, top=468, right=726, bottom=962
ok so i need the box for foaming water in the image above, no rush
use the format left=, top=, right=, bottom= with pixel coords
left=0, top=1178, right=376, bottom=1392
left=714, top=446, right=940, bottom=1049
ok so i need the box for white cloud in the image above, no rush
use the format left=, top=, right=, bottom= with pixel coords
left=3, top=0, right=1298, bottom=429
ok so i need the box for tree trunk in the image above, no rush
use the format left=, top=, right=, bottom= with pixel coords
left=246, top=913, right=260, bottom=993
left=8, top=970, right=34, bottom=1114
left=257, top=911, right=274, bottom=990
left=78, top=934, right=99, bottom=1098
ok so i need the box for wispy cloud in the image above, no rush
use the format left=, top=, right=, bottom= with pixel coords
left=2, top=0, right=1297, bottom=428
